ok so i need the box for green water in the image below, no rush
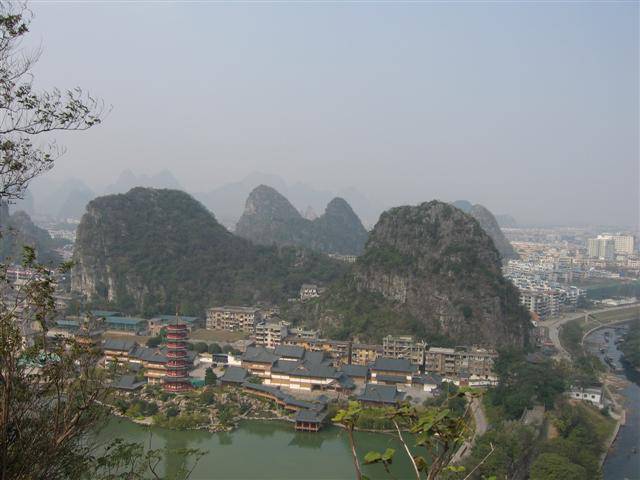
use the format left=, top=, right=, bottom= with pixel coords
left=97, top=418, right=418, bottom=479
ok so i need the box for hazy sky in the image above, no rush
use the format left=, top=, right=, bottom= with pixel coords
left=26, top=1, right=638, bottom=227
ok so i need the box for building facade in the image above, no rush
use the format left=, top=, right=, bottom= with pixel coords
left=206, top=306, right=262, bottom=332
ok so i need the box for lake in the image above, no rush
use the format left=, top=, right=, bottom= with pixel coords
left=96, top=418, right=419, bottom=479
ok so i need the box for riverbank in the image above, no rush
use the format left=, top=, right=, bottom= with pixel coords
left=583, top=322, right=640, bottom=479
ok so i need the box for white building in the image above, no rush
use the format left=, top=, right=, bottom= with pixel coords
left=568, top=386, right=604, bottom=408
left=587, top=237, right=615, bottom=260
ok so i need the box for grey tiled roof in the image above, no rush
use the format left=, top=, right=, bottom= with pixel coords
left=357, top=383, right=405, bottom=405
left=114, top=375, right=146, bottom=390
left=341, top=364, right=369, bottom=378
left=295, top=409, right=328, bottom=424
left=102, top=338, right=138, bottom=353
left=372, top=357, right=416, bottom=373
left=414, top=373, right=443, bottom=385
left=242, top=346, right=278, bottom=364
left=274, top=345, right=306, bottom=359
left=220, top=366, right=249, bottom=384
left=375, top=374, right=407, bottom=384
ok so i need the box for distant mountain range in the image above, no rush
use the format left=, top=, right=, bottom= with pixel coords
left=451, top=200, right=518, bottom=260
left=194, top=172, right=383, bottom=230
left=235, top=185, right=368, bottom=255
left=22, top=170, right=383, bottom=230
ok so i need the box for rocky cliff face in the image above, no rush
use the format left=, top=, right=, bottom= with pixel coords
left=451, top=200, right=518, bottom=260
left=236, top=185, right=368, bottom=255
left=317, top=201, right=530, bottom=347
left=72, top=188, right=346, bottom=316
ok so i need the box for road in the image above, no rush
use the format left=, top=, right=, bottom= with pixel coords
left=542, top=303, right=640, bottom=360
left=451, top=396, right=488, bottom=463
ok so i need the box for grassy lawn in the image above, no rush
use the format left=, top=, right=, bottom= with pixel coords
left=190, top=329, right=248, bottom=343
left=590, top=305, right=640, bottom=323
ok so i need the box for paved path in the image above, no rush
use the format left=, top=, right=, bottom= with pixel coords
left=451, top=396, right=487, bottom=463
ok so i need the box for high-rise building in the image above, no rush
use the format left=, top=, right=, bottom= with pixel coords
left=587, top=237, right=615, bottom=260
left=597, top=234, right=635, bottom=255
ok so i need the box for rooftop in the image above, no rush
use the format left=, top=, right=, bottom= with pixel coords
left=357, top=384, right=405, bottom=405
left=105, top=316, right=147, bottom=326
left=372, top=357, right=416, bottom=373
left=220, top=366, right=249, bottom=384
left=340, top=364, right=369, bottom=378
left=103, top=338, right=138, bottom=353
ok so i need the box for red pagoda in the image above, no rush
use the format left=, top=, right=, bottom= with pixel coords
left=163, top=319, right=193, bottom=392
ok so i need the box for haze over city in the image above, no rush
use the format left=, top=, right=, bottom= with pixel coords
left=23, top=2, right=638, bottom=228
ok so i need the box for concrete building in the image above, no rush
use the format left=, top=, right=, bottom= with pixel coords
left=568, top=386, right=604, bottom=408
left=206, top=306, right=262, bottom=333
left=299, top=284, right=320, bottom=301
left=382, top=335, right=426, bottom=366
left=255, top=320, right=289, bottom=348
left=587, top=237, right=615, bottom=260
left=425, top=347, right=497, bottom=383
left=597, top=234, right=635, bottom=255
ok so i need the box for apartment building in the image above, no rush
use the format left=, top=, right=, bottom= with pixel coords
left=587, top=237, right=615, bottom=260
left=351, top=343, right=382, bottom=365
left=206, top=306, right=262, bottom=333
left=299, top=284, right=320, bottom=301
left=255, top=320, right=289, bottom=348
left=382, top=335, right=426, bottom=366
left=425, top=347, right=497, bottom=383
left=597, top=234, right=635, bottom=255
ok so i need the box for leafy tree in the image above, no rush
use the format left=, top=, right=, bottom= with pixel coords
left=193, top=342, right=208, bottom=354
left=529, top=453, right=587, bottom=480
left=334, top=394, right=478, bottom=480
left=0, top=4, right=204, bottom=478
left=146, top=336, right=162, bottom=348
left=208, top=342, right=222, bottom=354
left=204, top=367, right=217, bottom=386
left=165, top=406, right=179, bottom=418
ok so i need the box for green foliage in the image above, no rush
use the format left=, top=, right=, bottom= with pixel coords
left=145, top=336, right=162, bottom=348
left=539, top=401, right=612, bottom=478
left=165, top=406, right=179, bottom=418
left=464, top=421, right=537, bottom=479
left=204, top=367, right=217, bottom=385
left=193, top=342, right=208, bottom=354
left=620, top=319, right=640, bottom=369
left=89, top=438, right=205, bottom=480
left=584, top=279, right=640, bottom=300
left=208, top=342, right=222, bottom=354
left=359, top=244, right=414, bottom=272
left=486, top=349, right=567, bottom=419
left=125, top=399, right=158, bottom=418
left=529, top=453, right=587, bottom=480
left=199, top=388, right=216, bottom=405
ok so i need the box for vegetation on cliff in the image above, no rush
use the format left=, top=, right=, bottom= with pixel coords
left=309, top=201, right=530, bottom=346
left=72, top=187, right=347, bottom=316
left=236, top=185, right=368, bottom=255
